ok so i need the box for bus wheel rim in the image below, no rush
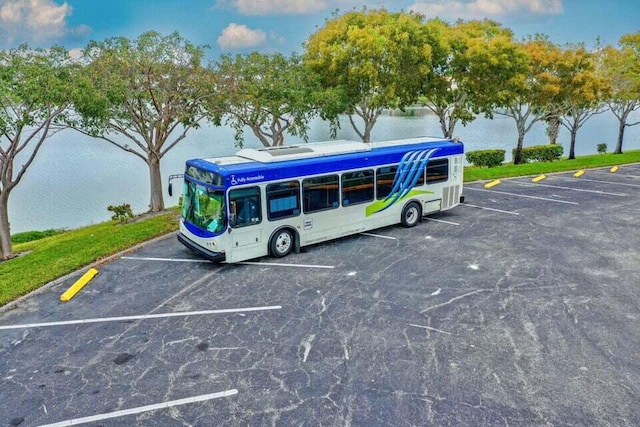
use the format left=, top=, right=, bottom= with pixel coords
left=276, top=232, right=291, bottom=253
left=407, top=207, right=418, bottom=223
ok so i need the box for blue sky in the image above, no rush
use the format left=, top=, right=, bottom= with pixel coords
left=0, top=0, right=638, bottom=58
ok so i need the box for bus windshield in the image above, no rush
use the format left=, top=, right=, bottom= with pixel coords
left=182, top=180, right=226, bottom=234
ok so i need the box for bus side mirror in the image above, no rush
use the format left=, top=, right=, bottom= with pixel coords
left=167, top=174, right=183, bottom=198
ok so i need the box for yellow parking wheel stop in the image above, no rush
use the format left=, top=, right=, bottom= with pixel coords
left=60, top=268, right=99, bottom=302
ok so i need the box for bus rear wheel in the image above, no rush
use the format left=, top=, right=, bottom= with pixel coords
left=401, top=201, right=422, bottom=228
left=270, top=229, right=293, bottom=258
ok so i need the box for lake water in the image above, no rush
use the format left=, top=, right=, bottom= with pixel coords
left=10, top=111, right=640, bottom=234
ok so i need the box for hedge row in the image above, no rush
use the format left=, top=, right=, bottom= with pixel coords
left=512, top=145, right=564, bottom=163
left=465, top=149, right=505, bottom=168
left=466, top=145, right=564, bottom=168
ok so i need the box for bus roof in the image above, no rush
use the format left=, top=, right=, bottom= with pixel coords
left=186, top=137, right=463, bottom=186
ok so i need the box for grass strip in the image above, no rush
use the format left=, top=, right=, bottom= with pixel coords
left=1, top=210, right=178, bottom=306
left=464, top=150, right=640, bottom=182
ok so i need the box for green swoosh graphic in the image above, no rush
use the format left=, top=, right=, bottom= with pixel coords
left=365, top=189, right=433, bottom=217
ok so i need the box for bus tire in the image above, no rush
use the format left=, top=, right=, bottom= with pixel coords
left=401, top=201, right=422, bottom=228
left=270, top=228, right=294, bottom=258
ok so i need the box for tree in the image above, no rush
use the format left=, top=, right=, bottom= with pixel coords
left=601, top=33, right=640, bottom=154
left=492, top=37, right=556, bottom=164
left=0, top=45, right=75, bottom=259
left=421, top=19, right=524, bottom=138
left=210, top=52, right=330, bottom=147
left=555, top=45, right=609, bottom=159
left=304, top=8, right=432, bottom=142
left=74, top=31, right=211, bottom=212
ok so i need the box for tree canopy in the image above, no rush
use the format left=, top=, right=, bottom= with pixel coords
left=420, top=19, right=523, bottom=139
left=75, top=31, right=211, bottom=211
left=601, top=33, right=640, bottom=153
left=0, top=45, right=76, bottom=258
left=491, top=37, right=560, bottom=164
left=553, top=45, right=609, bottom=159
left=304, top=8, right=432, bottom=142
left=210, top=52, right=330, bottom=147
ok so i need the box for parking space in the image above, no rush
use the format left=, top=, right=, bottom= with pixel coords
left=1, top=164, right=640, bottom=426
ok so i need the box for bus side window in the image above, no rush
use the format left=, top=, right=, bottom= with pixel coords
left=426, top=159, right=449, bottom=184
left=342, top=170, right=374, bottom=206
left=302, top=175, right=339, bottom=213
left=376, top=166, right=397, bottom=199
left=267, top=181, right=300, bottom=220
left=229, top=186, right=261, bottom=228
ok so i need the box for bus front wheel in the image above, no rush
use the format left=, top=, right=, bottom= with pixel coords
left=270, top=229, right=293, bottom=258
left=401, top=202, right=422, bottom=228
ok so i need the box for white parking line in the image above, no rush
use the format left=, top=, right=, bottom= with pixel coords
left=360, top=232, right=397, bottom=240
left=465, top=187, right=580, bottom=205
left=121, top=256, right=210, bottom=263
left=37, top=389, right=238, bottom=427
left=0, top=306, right=282, bottom=330
left=424, top=217, right=460, bottom=226
left=461, top=203, right=520, bottom=216
left=238, top=261, right=335, bottom=269
left=556, top=176, right=640, bottom=188
left=512, top=180, right=628, bottom=196
left=122, top=257, right=334, bottom=269
left=606, top=173, right=640, bottom=179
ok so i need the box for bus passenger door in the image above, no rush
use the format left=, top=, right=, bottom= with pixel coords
left=227, top=187, right=267, bottom=262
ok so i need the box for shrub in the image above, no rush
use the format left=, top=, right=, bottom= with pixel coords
left=513, top=145, right=564, bottom=163
left=107, top=204, right=134, bottom=222
left=465, top=149, right=505, bottom=168
left=597, top=143, right=607, bottom=155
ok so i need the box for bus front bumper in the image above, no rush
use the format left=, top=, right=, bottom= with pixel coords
left=177, top=233, right=226, bottom=262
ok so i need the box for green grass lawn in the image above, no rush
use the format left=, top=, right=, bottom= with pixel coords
left=464, top=150, right=640, bottom=182
left=1, top=150, right=638, bottom=307
left=1, top=210, right=179, bottom=306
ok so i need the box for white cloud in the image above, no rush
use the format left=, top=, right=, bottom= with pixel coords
left=409, top=0, right=563, bottom=20
left=218, top=0, right=327, bottom=16
left=0, top=0, right=91, bottom=45
left=68, top=46, right=82, bottom=59
left=217, top=23, right=267, bottom=49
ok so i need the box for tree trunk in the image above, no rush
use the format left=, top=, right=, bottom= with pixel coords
left=446, top=116, right=457, bottom=139
left=614, top=118, right=626, bottom=154
left=0, top=193, right=13, bottom=260
left=362, top=121, right=373, bottom=143
left=148, top=154, right=164, bottom=212
left=569, top=126, right=578, bottom=160
left=437, top=112, right=448, bottom=138
left=513, top=134, right=524, bottom=164
left=513, top=122, right=526, bottom=165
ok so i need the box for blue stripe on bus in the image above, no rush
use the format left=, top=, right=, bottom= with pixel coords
left=379, top=148, right=437, bottom=212
left=184, top=219, right=218, bottom=238
left=384, top=150, right=420, bottom=202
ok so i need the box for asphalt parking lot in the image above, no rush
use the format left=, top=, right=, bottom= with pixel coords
left=1, top=165, right=639, bottom=426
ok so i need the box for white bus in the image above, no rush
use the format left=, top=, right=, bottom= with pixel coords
left=171, top=137, right=464, bottom=263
